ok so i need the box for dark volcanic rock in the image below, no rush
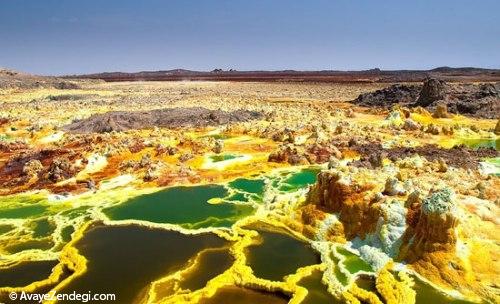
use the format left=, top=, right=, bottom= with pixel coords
left=353, top=84, right=421, bottom=108
left=350, top=142, right=498, bottom=170
left=352, top=78, right=500, bottom=119
left=416, top=78, right=448, bottom=106
left=62, top=107, right=263, bottom=133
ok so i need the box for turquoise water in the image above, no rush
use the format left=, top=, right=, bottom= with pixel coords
left=278, top=168, right=319, bottom=191
left=229, top=178, right=266, bottom=195
left=104, top=185, right=255, bottom=229
left=227, top=178, right=266, bottom=203
left=210, top=154, right=239, bottom=162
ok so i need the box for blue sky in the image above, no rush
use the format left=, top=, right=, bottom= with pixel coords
left=1, top=0, right=499, bottom=75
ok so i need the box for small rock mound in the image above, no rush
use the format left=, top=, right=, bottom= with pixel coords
left=416, top=78, right=448, bottom=106
left=353, top=84, right=421, bottom=108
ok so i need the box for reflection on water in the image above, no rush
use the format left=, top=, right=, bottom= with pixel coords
left=59, top=224, right=228, bottom=303
left=180, top=247, right=234, bottom=291
left=0, top=260, right=57, bottom=287
left=104, top=185, right=255, bottom=228
left=246, top=229, right=320, bottom=281
left=298, top=270, right=341, bottom=304
left=200, top=286, right=289, bottom=304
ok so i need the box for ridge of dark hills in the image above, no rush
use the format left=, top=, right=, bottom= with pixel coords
left=65, top=67, right=500, bottom=83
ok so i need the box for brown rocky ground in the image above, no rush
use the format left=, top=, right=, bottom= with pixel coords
left=353, top=78, right=500, bottom=119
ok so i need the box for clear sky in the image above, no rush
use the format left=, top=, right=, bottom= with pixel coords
left=1, top=0, right=499, bottom=75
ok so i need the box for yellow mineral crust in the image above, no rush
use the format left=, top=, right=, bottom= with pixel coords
left=375, top=264, right=416, bottom=304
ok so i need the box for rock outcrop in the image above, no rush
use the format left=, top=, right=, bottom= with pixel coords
left=399, top=188, right=459, bottom=261
left=305, top=170, right=380, bottom=239
left=62, top=107, right=263, bottom=133
left=416, top=78, right=448, bottom=106
left=352, top=78, right=500, bottom=118
left=353, top=84, right=421, bottom=108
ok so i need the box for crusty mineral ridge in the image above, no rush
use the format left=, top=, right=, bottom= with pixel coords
left=399, top=189, right=459, bottom=261
left=398, top=189, right=487, bottom=299
left=305, top=170, right=380, bottom=240
left=303, top=171, right=496, bottom=301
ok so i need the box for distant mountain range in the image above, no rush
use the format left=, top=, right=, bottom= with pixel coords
left=65, top=67, right=500, bottom=83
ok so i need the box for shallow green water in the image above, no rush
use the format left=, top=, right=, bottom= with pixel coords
left=61, top=225, right=75, bottom=243
left=298, top=270, right=341, bottom=304
left=210, top=154, right=240, bottom=162
left=459, top=138, right=499, bottom=150
left=0, top=204, right=48, bottom=219
left=246, top=229, right=320, bottom=281
left=0, top=166, right=478, bottom=303
left=202, top=134, right=232, bottom=140
left=336, top=247, right=372, bottom=274
left=32, top=217, right=56, bottom=238
left=104, top=185, right=255, bottom=228
left=59, top=224, right=228, bottom=303
left=229, top=178, right=266, bottom=195
left=200, top=286, right=289, bottom=304
left=330, top=253, right=349, bottom=286
left=278, top=168, right=319, bottom=191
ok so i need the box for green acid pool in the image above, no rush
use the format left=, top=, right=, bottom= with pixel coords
left=0, top=260, right=58, bottom=287
left=459, top=138, right=499, bottom=150
left=298, top=270, right=341, bottom=304
left=246, top=229, right=320, bottom=281
left=103, top=184, right=255, bottom=229
left=59, top=224, right=228, bottom=303
left=200, top=286, right=289, bottom=304
left=278, top=168, right=319, bottom=191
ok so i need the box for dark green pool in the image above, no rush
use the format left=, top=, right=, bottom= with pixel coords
left=200, top=286, right=289, bottom=304
left=246, top=229, right=320, bottom=281
left=298, top=270, right=341, bottom=304
left=0, top=260, right=57, bottom=287
left=58, top=224, right=228, bottom=303
left=103, top=185, right=255, bottom=229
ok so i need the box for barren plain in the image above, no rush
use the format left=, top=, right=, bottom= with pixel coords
left=0, top=70, right=499, bottom=303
